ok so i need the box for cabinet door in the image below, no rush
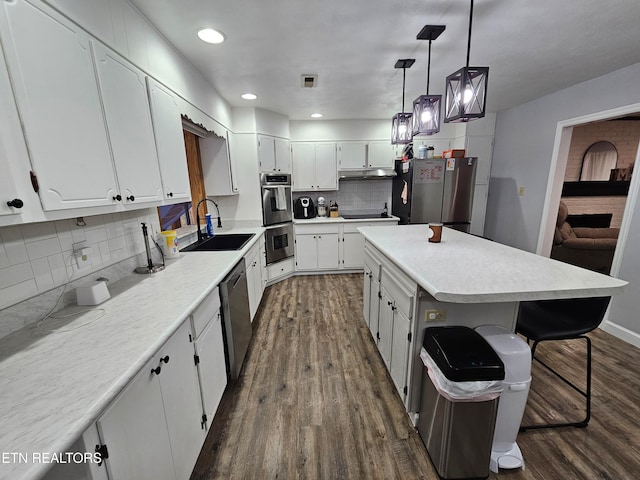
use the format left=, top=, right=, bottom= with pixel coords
left=157, top=321, right=207, bottom=480
left=317, top=233, right=340, bottom=269
left=146, top=77, right=191, bottom=201
left=258, top=135, right=276, bottom=172
left=390, top=309, right=411, bottom=399
left=368, top=277, right=381, bottom=339
left=378, top=288, right=394, bottom=369
left=338, top=142, right=367, bottom=169
left=226, top=130, right=239, bottom=194
left=0, top=0, right=117, bottom=210
left=342, top=232, right=365, bottom=269
left=97, top=357, right=175, bottom=480
left=274, top=137, right=291, bottom=173
left=93, top=42, right=163, bottom=205
left=367, top=141, right=395, bottom=168
left=314, top=143, right=337, bottom=190
left=291, top=143, right=315, bottom=190
left=246, top=250, right=262, bottom=321
left=363, top=266, right=372, bottom=327
left=295, top=234, right=317, bottom=270
left=195, top=312, right=227, bottom=430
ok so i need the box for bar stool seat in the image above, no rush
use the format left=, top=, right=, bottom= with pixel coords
left=516, top=296, right=611, bottom=431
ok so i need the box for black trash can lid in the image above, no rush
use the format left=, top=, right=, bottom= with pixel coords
left=423, top=326, right=505, bottom=382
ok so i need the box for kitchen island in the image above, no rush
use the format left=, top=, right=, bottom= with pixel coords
left=358, top=225, right=627, bottom=415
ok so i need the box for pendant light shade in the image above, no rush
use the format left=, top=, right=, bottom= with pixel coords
left=412, top=25, right=446, bottom=136
left=391, top=59, right=415, bottom=145
left=444, top=0, right=489, bottom=123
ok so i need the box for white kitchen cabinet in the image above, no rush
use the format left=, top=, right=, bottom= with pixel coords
left=337, top=142, right=367, bottom=169
left=258, top=134, right=290, bottom=173
left=0, top=0, right=118, bottom=210
left=294, top=224, right=340, bottom=271
left=146, top=77, right=191, bottom=201
left=93, top=42, right=163, bottom=205
left=245, top=239, right=265, bottom=321
left=367, top=141, right=395, bottom=168
left=291, top=142, right=337, bottom=191
left=340, top=221, right=397, bottom=269
left=201, top=129, right=239, bottom=196
left=194, top=309, right=227, bottom=431
left=390, top=308, right=411, bottom=398
left=338, top=141, right=395, bottom=170
left=363, top=249, right=382, bottom=339
left=378, top=287, right=394, bottom=370
left=267, top=257, right=295, bottom=282
left=96, top=320, right=205, bottom=480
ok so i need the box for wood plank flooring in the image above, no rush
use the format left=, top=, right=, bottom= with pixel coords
left=191, top=274, right=640, bottom=480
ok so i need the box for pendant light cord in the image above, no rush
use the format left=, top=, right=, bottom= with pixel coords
left=402, top=67, right=406, bottom=113
left=466, top=0, right=474, bottom=68
left=426, top=39, right=432, bottom=94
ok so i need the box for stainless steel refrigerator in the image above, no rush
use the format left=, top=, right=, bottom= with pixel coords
left=392, top=157, right=477, bottom=231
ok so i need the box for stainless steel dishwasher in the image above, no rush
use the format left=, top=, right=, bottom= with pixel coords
left=219, top=259, right=252, bottom=380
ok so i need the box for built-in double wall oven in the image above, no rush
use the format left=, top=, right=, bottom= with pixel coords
left=261, top=173, right=294, bottom=265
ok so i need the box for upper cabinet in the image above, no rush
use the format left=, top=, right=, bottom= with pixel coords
left=93, top=42, right=163, bottom=205
left=258, top=135, right=290, bottom=173
left=291, top=142, right=337, bottom=191
left=146, top=78, right=191, bottom=201
left=0, top=0, right=118, bottom=210
left=338, top=141, right=395, bottom=170
left=200, top=129, right=239, bottom=196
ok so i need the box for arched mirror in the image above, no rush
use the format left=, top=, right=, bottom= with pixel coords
left=580, top=141, right=618, bottom=181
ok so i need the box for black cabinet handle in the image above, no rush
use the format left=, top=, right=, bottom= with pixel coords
left=151, top=366, right=161, bottom=375
left=167, top=192, right=173, bottom=197
left=112, top=195, right=122, bottom=201
left=6, top=198, right=23, bottom=208
left=387, top=301, right=393, bottom=306
left=160, top=355, right=170, bottom=364
left=126, top=195, right=135, bottom=202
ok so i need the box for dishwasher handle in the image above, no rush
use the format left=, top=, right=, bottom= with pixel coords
left=230, top=270, right=246, bottom=290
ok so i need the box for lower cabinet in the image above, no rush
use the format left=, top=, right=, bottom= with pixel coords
left=96, top=320, right=205, bottom=480
left=294, top=224, right=340, bottom=271
left=245, top=238, right=265, bottom=321
left=363, top=242, right=416, bottom=404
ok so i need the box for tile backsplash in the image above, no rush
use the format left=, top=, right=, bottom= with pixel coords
left=0, top=208, right=161, bottom=325
left=293, top=179, right=392, bottom=214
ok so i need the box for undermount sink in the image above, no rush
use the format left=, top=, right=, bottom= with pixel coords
left=182, top=233, right=255, bottom=252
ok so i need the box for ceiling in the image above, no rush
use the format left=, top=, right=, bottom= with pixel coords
left=130, top=0, right=640, bottom=121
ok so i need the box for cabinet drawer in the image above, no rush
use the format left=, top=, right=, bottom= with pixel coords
left=267, top=257, right=295, bottom=280
left=191, top=286, right=221, bottom=339
left=295, top=223, right=340, bottom=235
left=245, top=237, right=261, bottom=262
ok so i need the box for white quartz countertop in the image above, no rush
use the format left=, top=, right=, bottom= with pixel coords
left=0, top=227, right=264, bottom=480
left=359, top=225, right=627, bottom=303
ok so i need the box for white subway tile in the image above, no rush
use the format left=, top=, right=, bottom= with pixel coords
left=0, top=226, right=28, bottom=265
left=0, top=262, right=33, bottom=289
left=54, top=220, right=74, bottom=251
left=0, top=242, right=8, bottom=268
left=48, top=253, right=68, bottom=287
left=21, top=222, right=57, bottom=242
left=26, top=237, right=62, bottom=261
left=31, top=257, right=54, bottom=292
left=84, top=227, right=107, bottom=245
left=99, top=241, right=111, bottom=264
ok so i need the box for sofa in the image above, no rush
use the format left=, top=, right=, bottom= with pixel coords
left=550, top=201, right=619, bottom=274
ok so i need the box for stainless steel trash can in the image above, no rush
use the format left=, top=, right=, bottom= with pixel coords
left=417, top=326, right=505, bottom=480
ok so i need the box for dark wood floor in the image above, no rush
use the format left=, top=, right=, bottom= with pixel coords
left=191, top=274, right=640, bottom=480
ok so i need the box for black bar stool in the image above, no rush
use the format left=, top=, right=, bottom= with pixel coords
left=516, top=296, right=611, bottom=431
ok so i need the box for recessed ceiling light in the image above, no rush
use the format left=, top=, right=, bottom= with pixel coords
left=310, top=113, right=323, bottom=118
left=241, top=93, right=257, bottom=100
left=197, top=28, right=225, bottom=44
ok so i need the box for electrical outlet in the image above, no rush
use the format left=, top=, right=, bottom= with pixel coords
left=518, top=186, right=526, bottom=197
left=72, top=241, right=92, bottom=268
left=425, top=309, right=446, bottom=322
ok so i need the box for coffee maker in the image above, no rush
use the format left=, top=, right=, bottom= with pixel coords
left=317, top=196, right=328, bottom=217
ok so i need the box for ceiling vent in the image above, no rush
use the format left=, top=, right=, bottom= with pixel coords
left=301, top=74, right=318, bottom=88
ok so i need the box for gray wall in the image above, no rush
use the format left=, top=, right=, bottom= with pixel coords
left=485, top=62, right=640, bottom=341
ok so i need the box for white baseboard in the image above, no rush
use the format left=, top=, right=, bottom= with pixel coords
left=600, top=320, right=640, bottom=349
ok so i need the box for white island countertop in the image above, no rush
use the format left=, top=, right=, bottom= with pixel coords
left=0, top=227, right=264, bottom=480
left=359, top=225, right=627, bottom=303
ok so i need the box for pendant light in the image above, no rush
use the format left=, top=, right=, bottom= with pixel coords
left=444, top=0, right=489, bottom=123
left=391, top=58, right=415, bottom=145
left=412, top=25, right=446, bottom=136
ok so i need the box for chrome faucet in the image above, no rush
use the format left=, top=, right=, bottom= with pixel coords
left=195, top=198, right=222, bottom=243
